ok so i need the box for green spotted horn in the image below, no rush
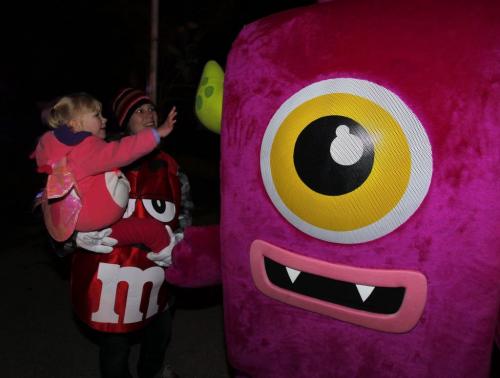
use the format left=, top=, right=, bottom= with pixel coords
left=195, top=60, right=224, bottom=134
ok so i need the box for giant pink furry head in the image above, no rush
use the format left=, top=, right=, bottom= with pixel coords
left=218, top=0, right=500, bottom=376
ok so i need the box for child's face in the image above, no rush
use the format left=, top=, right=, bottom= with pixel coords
left=71, top=109, right=107, bottom=139
left=128, top=103, right=158, bottom=135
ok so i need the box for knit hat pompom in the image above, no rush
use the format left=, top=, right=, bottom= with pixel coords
left=112, top=88, right=153, bottom=128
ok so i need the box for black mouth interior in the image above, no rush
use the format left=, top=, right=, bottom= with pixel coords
left=264, top=257, right=405, bottom=314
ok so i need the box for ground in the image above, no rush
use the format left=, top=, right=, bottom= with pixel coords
left=1, top=220, right=229, bottom=378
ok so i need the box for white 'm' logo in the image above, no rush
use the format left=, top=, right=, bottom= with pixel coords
left=91, top=263, right=165, bottom=324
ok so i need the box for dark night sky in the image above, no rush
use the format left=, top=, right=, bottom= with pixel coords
left=0, top=0, right=314, bottom=226
left=3, top=0, right=314, bottom=118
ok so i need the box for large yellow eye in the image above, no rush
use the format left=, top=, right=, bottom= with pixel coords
left=260, top=78, right=432, bottom=244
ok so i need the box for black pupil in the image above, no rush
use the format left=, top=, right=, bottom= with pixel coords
left=293, top=115, right=374, bottom=196
left=152, top=200, right=166, bottom=213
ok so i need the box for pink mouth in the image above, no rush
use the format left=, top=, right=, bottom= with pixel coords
left=250, top=240, right=427, bottom=333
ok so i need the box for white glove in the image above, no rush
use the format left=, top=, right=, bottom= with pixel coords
left=75, top=228, right=118, bottom=253
left=147, top=225, right=184, bottom=267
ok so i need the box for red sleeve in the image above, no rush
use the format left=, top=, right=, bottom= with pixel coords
left=111, top=217, right=170, bottom=253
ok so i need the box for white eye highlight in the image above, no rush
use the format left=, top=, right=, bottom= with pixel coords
left=330, top=125, right=364, bottom=166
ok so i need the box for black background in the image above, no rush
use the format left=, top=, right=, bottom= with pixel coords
left=0, top=0, right=313, bottom=229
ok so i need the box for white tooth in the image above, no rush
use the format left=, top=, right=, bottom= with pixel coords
left=356, top=284, right=375, bottom=302
left=285, top=267, right=301, bottom=283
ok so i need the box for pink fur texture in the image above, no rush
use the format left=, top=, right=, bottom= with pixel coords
left=216, top=1, right=500, bottom=377
left=166, top=225, right=221, bottom=287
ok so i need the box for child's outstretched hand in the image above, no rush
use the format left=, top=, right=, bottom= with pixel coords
left=157, top=106, right=177, bottom=138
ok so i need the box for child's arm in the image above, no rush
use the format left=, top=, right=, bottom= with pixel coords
left=157, top=106, right=177, bottom=138
left=74, top=129, right=157, bottom=177
left=76, top=107, right=177, bottom=177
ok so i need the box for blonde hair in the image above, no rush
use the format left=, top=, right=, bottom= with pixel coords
left=44, top=92, right=102, bottom=129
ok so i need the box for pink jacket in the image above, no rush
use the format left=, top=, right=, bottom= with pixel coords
left=35, top=128, right=158, bottom=232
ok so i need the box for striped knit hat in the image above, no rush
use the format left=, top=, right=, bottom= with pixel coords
left=112, top=88, right=153, bottom=128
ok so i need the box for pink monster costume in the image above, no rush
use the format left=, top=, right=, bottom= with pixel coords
left=168, top=0, right=500, bottom=376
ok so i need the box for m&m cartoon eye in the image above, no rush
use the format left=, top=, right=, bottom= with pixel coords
left=142, top=199, right=176, bottom=223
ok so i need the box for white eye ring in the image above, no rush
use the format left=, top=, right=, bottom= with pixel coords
left=142, top=199, right=176, bottom=223
left=122, top=199, right=136, bottom=219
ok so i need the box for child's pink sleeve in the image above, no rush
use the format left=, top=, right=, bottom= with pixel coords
left=71, top=129, right=158, bottom=179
